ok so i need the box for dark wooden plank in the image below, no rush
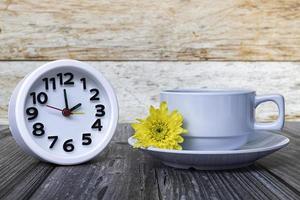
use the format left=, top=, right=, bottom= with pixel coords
left=117, top=123, right=300, bottom=199
left=0, top=127, right=10, bottom=139
left=257, top=122, right=300, bottom=192
left=29, top=125, right=160, bottom=200
left=283, top=122, right=300, bottom=134
left=154, top=164, right=300, bottom=200
left=2, top=163, right=54, bottom=200
left=0, top=125, right=8, bottom=132
left=1, top=123, right=300, bottom=199
left=0, top=130, right=54, bottom=200
left=29, top=124, right=300, bottom=200
left=111, top=123, right=133, bottom=143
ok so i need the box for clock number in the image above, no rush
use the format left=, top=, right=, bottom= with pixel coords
left=63, top=139, right=74, bottom=152
left=82, top=133, right=92, bottom=145
left=64, top=72, right=74, bottom=85
left=57, top=72, right=74, bottom=86
left=48, top=136, right=58, bottom=149
left=95, top=104, right=105, bottom=117
left=26, top=107, right=38, bottom=120
left=42, top=78, right=48, bottom=90
left=50, top=77, right=56, bottom=90
left=90, top=88, right=100, bottom=101
left=42, top=77, right=56, bottom=90
left=32, top=122, right=45, bottom=136
left=91, top=119, right=103, bottom=131
left=30, top=92, right=48, bottom=104
left=57, top=73, right=63, bottom=85
left=80, top=78, right=87, bottom=90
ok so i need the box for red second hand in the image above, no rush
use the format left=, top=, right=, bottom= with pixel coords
left=46, top=105, right=63, bottom=112
left=46, top=104, right=84, bottom=115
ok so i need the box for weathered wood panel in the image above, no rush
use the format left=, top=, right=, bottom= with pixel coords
left=1, top=124, right=300, bottom=200
left=0, top=129, right=54, bottom=200
left=154, top=165, right=300, bottom=200
left=1, top=61, right=300, bottom=124
left=258, top=122, right=300, bottom=191
left=29, top=144, right=160, bottom=200
left=0, top=0, right=300, bottom=61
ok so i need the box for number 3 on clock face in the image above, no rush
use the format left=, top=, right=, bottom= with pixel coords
left=9, top=60, right=118, bottom=165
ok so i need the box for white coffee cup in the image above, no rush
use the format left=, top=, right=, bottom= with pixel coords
left=160, top=89, right=285, bottom=150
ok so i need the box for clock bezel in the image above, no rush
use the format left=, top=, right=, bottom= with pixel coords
left=9, top=59, right=119, bottom=165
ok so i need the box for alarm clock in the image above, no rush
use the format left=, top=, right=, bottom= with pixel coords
left=8, top=59, right=118, bottom=165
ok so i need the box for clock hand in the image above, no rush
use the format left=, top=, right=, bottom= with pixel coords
left=46, top=105, right=63, bottom=112
left=70, top=103, right=82, bottom=112
left=71, top=112, right=85, bottom=115
left=46, top=104, right=69, bottom=116
left=46, top=104, right=84, bottom=115
left=63, top=89, right=69, bottom=109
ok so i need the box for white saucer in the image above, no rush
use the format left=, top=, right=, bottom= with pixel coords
left=128, top=131, right=289, bottom=170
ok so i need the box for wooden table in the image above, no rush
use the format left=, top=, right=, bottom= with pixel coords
left=0, top=123, right=299, bottom=200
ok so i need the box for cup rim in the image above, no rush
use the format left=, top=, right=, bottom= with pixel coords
left=161, top=89, right=255, bottom=95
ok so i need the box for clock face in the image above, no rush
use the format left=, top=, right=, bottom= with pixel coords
left=9, top=60, right=118, bottom=165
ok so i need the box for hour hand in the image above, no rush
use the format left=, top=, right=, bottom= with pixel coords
left=70, top=103, right=82, bottom=112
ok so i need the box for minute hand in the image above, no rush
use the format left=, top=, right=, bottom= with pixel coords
left=70, top=103, right=82, bottom=112
left=63, top=89, right=69, bottom=109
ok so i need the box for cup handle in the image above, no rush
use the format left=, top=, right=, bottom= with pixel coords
left=254, top=95, right=285, bottom=130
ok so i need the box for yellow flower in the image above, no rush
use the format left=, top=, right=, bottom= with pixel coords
left=131, top=102, right=187, bottom=150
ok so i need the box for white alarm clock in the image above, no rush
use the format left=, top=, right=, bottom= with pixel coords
left=8, top=59, right=118, bottom=165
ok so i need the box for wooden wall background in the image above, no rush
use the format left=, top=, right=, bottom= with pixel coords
left=0, top=0, right=300, bottom=123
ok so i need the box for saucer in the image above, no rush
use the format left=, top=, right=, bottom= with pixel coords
left=128, top=131, right=289, bottom=170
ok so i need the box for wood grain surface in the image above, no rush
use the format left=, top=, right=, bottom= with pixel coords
left=0, top=0, right=300, bottom=61
left=0, top=128, right=55, bottom=199
left=0, top=123, right=300, bottom=199
left=1, top=61, right=300, bottom=124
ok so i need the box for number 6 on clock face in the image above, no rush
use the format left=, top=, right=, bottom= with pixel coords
left=8, top=60, right=119, bottom=165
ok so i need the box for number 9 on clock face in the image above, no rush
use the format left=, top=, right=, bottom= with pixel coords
left=9, top=60, right=119, bottom=165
